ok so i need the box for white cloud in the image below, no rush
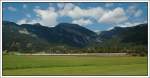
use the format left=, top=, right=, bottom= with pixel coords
left=58, top=4, right=130, bottom=25
left=67, top=6, right=104, bottom=19
left=72, top=18, right=92, bottom=26
left=63, top=3, right=75, bottom=10
left=99, top=7, right=127, bottom=24
left=121, top=22, right=141, bottom=27
left=59, top=4, right=128, bottom=25
left=134, top=9, right=143, bottom=17
left=107, top=21, right=146, bottom=31
left=17, top=19, right=38, bottom=25
left=7, top=6, right=17, bottom=12
left=18, top=3, right=146, bottom=28
left=126, top=6, right=136, bottom=14
left=107, top=27, right=114, bottom=31
left=57, top=3, right=65, bottom=9
left=59, top=3, right=75, bottom=16
left=34, top=7, right=58, bottom=27
left=116, top=21, right=146, bottom=28
left=93, top=30, right=100, bottom=32
left=126, top=5, right=143, bottom=17
left=18, top=6, right=58, bottom=27
left=18, top=3, right=105, bottom=27
left=17, top=19, right=27, bottom=25
left=59, top=4, right=105, bottom=21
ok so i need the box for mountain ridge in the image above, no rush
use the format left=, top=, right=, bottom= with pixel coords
left=2, top=21, right=148, bottom=54
left=2, top=21, right=97, bottom=52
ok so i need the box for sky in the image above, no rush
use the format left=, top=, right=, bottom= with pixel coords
left=2, top=2, right=148, bottom=32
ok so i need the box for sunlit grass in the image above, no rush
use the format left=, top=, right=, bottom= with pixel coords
left=3, top=55, right=148, bottom=76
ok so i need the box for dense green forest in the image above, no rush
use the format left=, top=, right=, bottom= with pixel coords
left=2, top=21, right=148, bottom=56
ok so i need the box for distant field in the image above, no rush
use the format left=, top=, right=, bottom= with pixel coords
left=3, top=55, right=148, bottom=76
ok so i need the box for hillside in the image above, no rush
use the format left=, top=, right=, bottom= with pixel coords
left=98, top=23, right=148, bottom=45
left=2, top=21, right=148, bottom=55
left=2, top=21, right=97, bottom=53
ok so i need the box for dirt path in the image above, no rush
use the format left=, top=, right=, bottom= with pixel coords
left=16, top=53, right=128, bottom=56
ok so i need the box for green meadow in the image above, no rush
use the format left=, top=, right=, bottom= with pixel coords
left=3, top=55, right=148, bottom=76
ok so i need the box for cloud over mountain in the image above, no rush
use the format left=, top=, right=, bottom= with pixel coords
left=72, top=18, right=92, bottom=26
left=3, top=2, right=147, bottom=31
left=18, top=3, right=128, bottom=27
left=98, top=7, right=128, bottom=24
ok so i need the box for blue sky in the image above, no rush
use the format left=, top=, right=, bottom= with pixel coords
left=2, top=2, right=148, bottom=31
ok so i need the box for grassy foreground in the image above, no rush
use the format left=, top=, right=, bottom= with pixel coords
left=3, top=55, right=147, bottom=76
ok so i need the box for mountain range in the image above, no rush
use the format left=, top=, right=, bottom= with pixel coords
left=2, top=21, right=148, bottom=53
left=99, top=24, right=148, bottom=45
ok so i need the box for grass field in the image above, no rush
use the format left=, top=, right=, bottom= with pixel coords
left=2, top=55, right=148, bottom=76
